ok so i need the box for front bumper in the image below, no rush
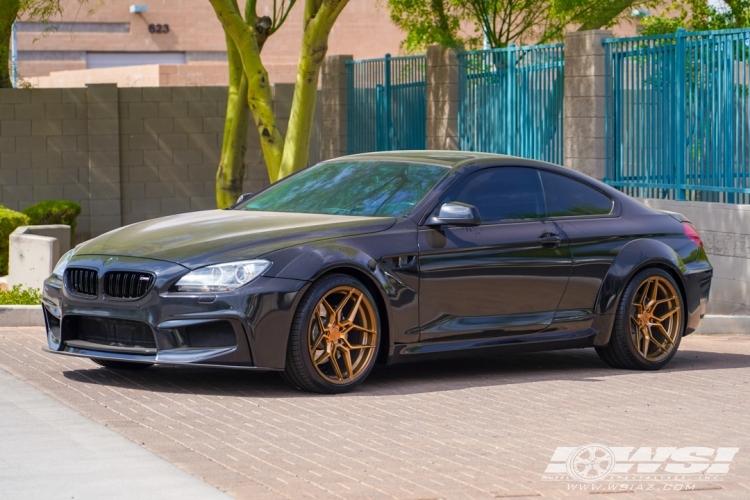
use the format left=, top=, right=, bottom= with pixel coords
left=42, top=255, right=308, bottom=370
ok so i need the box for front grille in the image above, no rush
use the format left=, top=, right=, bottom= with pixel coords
left=103, top=271, right=154, bottom=299
left=65, top=316, right=156, bottom=349
left=66, top=268, right=98, bottom=296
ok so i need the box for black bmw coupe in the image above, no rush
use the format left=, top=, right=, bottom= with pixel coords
left=43, top=152, right=712, bottom=393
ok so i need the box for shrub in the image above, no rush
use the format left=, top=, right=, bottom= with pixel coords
left=0, top=285, right=43, bottom=305
left=22, top=200, right=82, bottom=237
left=0, top=206, right=30, bottom=276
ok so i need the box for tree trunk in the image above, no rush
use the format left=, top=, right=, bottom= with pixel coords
left=277, top=0, right=349, bottom=178
left=277, top=27, right=328, bottom=178
left=216, top=35, right=250, bottom=208
left=0, top=0, right=20, bottom=89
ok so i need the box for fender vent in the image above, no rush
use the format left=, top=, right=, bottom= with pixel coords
left=104, top=271, right=154, bottom=299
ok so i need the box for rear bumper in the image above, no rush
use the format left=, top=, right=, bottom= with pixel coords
left=684, top=268, right=712, bottom=336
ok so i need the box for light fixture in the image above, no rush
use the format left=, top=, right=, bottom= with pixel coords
left=129, top=4, right=148, bottom=14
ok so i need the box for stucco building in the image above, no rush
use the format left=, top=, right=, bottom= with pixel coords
left=17, top=0, right=407, bottom=87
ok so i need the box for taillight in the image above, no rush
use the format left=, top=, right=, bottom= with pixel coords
left=682, top=222, right=703, bottom=247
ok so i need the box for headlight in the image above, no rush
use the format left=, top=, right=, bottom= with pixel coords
left=174, top=260, right=270, bottom=293
left=52, top=249, right=76, bottom=279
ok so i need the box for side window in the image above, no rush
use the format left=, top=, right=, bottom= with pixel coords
left=437, top=167, right=546, bottom=223
left=540, top=171, right=613, bottom=217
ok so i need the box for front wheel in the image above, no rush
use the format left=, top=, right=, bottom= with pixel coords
left=282, top=274, right=380, bottom=394
left=596, top=268, right=684, bottom=370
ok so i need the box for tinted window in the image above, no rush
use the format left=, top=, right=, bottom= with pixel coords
left=436, top=167, right=546, bottom=223
left=541, top=171, right=613, bottom=217
left=240, top=160, right=449, bottom=217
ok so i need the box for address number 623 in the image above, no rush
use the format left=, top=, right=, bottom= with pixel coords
left=148, top=24, right=170, bottom=34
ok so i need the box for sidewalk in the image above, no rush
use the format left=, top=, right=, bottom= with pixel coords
left=0, top=367, right=231, bottom=500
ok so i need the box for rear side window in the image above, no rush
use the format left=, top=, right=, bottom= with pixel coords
left=437, top=167, right=546, bottom=223
left=541, top=171, right=613, bottom=217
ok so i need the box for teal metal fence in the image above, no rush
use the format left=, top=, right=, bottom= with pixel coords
left=604, top=28, right=750, bottom=203
left=347, top=54, right=426, bottom=154
left=457, top=44, right=565, bottom=164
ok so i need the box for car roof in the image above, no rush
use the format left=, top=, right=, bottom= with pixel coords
left=344, top=150, right=575, bottom=173
left=345, top=150, right=505, bottom=167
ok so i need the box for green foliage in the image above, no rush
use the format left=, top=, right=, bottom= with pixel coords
left=0, top=206, right=30, bottom=276
left=2, top=0, right=99, bottom=88
left=640, top=0, right=750, bottom=35
left=387, top=0, right=651, bottom=51
left=387, top=0, right=465, bottom=52
left=0, top=284, right=43, bottom=305
left=22, top=200, right=81, bottom=237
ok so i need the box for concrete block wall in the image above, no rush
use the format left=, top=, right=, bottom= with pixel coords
left=640, top=199, right=750, bottom=316
left=0, top=84, right=276, bottom=242
left=0, top=87, right=93, bottom=241
left=118, top=84, right=272, bottom=226
left=118, top=85, right=224, bottom=225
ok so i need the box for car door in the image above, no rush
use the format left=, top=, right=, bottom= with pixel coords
left=538, top=170, right=622, bottom=315
left=417, top=167, right=572, bottom=342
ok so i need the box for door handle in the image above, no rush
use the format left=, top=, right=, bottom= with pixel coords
left=538, top=233, right=561, bottom=247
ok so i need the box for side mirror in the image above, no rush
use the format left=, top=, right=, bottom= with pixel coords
left=236, top=193, right=254, bottom=205
left=425, top=202, right=481, bottom=227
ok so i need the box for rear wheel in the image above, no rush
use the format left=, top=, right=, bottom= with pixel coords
left=282, top=274, right=380, bottom=394
left=596, top=268, right=683, bottom=370
left=92, top=359, right=154, bottom=370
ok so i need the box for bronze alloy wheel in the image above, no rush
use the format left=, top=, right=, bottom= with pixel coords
left=596, top=268, right=684, bottom=370
left=628, top=275, right=682, bottom=362
left=307, top=285, right=378, bottom=384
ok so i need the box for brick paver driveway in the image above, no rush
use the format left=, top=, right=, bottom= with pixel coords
left=1, top=327, right=749, bottom=499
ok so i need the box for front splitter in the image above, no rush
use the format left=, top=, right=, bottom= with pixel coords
left=42, top=346, right=282, bottom=371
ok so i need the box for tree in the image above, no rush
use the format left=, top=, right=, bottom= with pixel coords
left=387, top=0, right=464, bottom=53
left=208, top=0, right=350, bottom=208
left=2, top=0, right=93, bottom=88
left=639, top=0, right=750, bottom=34
left=387, top=0, right=655, bottom=51
left=0, top=0, right=20, bottom=88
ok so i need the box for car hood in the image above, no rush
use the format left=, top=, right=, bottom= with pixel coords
left=76, top=210, right=396, bottom=268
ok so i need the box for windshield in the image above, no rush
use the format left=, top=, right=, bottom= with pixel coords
left=238, top=160, right=449, bottom=217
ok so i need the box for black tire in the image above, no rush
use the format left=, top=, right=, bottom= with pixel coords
left=596, top=268, right=684, bottom=370
left=281, top=274, right=381, bottom=394
left=92, top=359, right=154, bottom=370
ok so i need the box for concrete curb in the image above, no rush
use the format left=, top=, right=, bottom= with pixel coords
left=0, top=306, right=44, bottom=327
left=696, top=315, right=750, bottom=335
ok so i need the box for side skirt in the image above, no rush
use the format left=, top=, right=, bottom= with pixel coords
left=387, top=328, right=597, bottom=365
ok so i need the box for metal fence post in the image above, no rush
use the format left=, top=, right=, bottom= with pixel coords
left=675, top=28, right=687, bottom=200
left=384, top=53, right=392, bottom=151
left=506, top=44, right=516, bottom=156
left=346, top=61, right=354, bottom=155
left=11, top=21, right=18, bottom=88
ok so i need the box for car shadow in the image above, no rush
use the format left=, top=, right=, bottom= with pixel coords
left=60, top=345, right=750, bottom=398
